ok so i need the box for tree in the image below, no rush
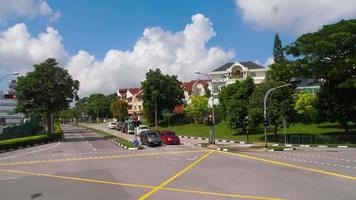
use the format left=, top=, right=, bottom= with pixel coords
left=249, top=81, right=295, bottom=140
left=219, top=77, right=255, bottom=133
left=266, top=33, right=296, bottom=82
left=294, top=92, right=318, bottom=122
left=111, top=99, right=129, bottom=122
left=286, top=19, right=356, bottom=132
left=16, top=58, right=79, bottom=134
left=141, top=69, right=184, bottom=125
left=185, top=96, right=209, bottom=124
left=86, top=93, right=111, bottom=121
left=273, top=33, right=285, bottom=64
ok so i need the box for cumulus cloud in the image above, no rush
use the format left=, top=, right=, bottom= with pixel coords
left=235, top=0, right=356, bottom=34
left=67, top=14, right=234, bottom=97
left=0, top=0, right=60, bottom=23
left=0, top=23, right=68, bottom=78
left=264, top=57, right=274, bottom=67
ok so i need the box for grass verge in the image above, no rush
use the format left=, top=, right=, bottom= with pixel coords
left=158, top=121, right=356, bottom=145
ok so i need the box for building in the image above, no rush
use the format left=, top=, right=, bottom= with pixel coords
left=117, top=88, right=143, bottom=115
left=0, top=80, right=23, bottom=130
left=182, top=80, right=209, bottom=104
left=209, top=61, right=268, bottom=94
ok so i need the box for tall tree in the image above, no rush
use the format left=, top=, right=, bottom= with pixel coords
left=111, top=99, right=129, bottom=122
left=286, top=19, right=356, bottom=132
left=16, top=58, right=79, bottom=134
left=249, top=81, right=295, bottom=140
left=141, top=69, right=184, bottom=125
left=219, top=77, right=255, bottom=133
left=273, top=33, right=285, bottom=64
left=266, top=33, right=294, bottom=82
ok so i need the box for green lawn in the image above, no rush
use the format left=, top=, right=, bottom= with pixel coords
left=157, top=121, right=356, bottom=145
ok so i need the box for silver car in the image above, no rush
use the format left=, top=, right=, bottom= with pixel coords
left=139, top=130, right=162, bottom=147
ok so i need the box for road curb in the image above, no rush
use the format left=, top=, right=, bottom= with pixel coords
left=268, top=148, right=295, bottom=152
left=272, top=143, right=351, bottom=149
left=179, top=135, right=250, bottom=144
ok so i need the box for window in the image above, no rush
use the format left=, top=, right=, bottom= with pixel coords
left=249, top=72, right=256, bottom=77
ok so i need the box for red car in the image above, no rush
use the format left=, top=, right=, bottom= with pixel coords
left=157, top=130, right=180, bottom=145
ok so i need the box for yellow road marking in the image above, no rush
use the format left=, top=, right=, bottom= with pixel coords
left=0, top=168, right=154, bottom=189
left=0, top=150, right=207, bottom=166
left=138, top=150, right=215, bottom=200
left=0, top=168, right=285, bottom=200
left=162, top=187, right=285, bottom=200
left=217, top=151, right=356, bottom=181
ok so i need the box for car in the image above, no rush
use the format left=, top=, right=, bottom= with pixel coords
left=117, top=121, right=127, bottom=133
left=107, top=122, right=117, bottom=129
left=139, top=130, right=162, bottom=147
left=136, top=125, right=149, bottom=136
left=157, top=130, right=180, bottom=145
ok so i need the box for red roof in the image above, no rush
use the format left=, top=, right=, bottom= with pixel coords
left=182, top=80, right=209, bottom=92
left=128, top=88, right=142, bottom=96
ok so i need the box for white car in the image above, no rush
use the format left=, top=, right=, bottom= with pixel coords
left=136, top=125, right=149, bottom=136
left=108, top=122, right=117, bottom=129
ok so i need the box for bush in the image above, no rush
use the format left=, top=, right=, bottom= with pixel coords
left=0, top=120, right=63, bottom=151
left=0, top=132, right=62, bottom=151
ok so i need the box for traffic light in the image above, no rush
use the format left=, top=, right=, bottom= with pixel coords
left=289, top=78, right=301, bottom=90
left=263, top=119, right=269, bottom=127
left=4, top=94, right=16, bottom=99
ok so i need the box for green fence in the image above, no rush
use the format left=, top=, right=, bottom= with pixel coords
left=274, top=134, right=356, bottom=145
left=0, top=119, right=42, bottom=140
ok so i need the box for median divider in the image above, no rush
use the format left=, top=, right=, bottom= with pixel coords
left=78, top=125, right=139, bottom=150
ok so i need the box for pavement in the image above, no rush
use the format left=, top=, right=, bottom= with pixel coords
left=0, top=124, right=355, bottom=200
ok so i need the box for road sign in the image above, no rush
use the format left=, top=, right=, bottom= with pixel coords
left=133, top=140, right=139, bottom=147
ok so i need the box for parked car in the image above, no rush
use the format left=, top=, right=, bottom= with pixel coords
left=117, top=121, right=127, bottom=133
left=157, top=130, right=180, bottom=145
left=140, top=130, right=162, bottom=147
left=108, top=122, right=117, bottom=129
left=136, top=125, right=149, bottom=136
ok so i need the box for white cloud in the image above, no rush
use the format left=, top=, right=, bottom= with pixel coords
left=264, top=57, right=274, bottom=67
left=0, top=0, right=60, bottom=23
left=235, top=0, right=356, bottom=34
left=0, top=23, right=68, bottom=79
left=67, top=14, right=234, bottom=97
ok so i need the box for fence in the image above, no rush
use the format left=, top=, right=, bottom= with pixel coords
left=0, top=118, right=42, bottom=140
left=274, top=134, right=356, bottom=145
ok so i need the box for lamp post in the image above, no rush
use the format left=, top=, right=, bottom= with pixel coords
left=195, top=71, right=215, bottom=144
left=0, top=72, right=19, bottom=83
left=263, top=83, right=292, bottom=148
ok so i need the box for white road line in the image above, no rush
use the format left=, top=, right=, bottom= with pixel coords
left=0, top=142, right=61, bottom=161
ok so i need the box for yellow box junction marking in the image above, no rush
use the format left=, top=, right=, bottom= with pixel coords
left=0, top=149, right=207, bottom=166
left=0, top=163, right=285, bottom=200
left=217, top=151, right=356, bottom=181
left=138, top=150, right=215, bottom=200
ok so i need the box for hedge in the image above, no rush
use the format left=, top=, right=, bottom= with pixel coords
left=0, top=122, right=63, bottom=151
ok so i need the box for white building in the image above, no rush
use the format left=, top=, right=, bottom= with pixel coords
left=208, top=61, right=268, bottom=95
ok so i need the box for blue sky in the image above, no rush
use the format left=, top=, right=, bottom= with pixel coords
left=0, top=0, right=355, bottom=96
left=25, top=0, right=290, bottom=61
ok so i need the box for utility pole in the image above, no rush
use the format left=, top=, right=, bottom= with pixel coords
left=263, top=83, right=292, bottom=148
left=155, top=96, right=158, bottom=128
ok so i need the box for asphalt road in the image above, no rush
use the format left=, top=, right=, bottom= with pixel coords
left=0, top=124, right=355, bottom=200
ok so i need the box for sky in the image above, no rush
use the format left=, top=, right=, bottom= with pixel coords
left=0, top=0, right=355, bottom=97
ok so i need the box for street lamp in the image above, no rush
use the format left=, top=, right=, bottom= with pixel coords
left=263, top=83, right=292, bottom=148
left=0, top=72, right=19, bottom=83
left=195, top=71, right=215, bottom=144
